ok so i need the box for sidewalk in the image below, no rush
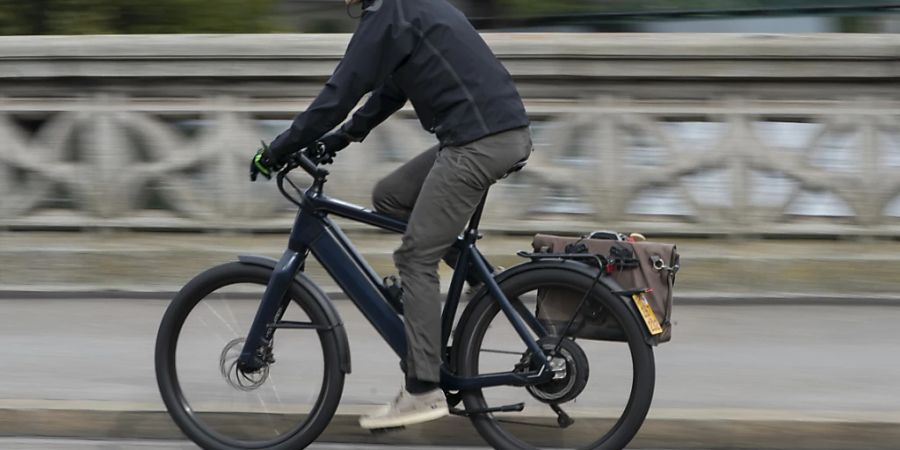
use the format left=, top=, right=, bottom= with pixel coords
left=2, top=231, right=900, bottom=302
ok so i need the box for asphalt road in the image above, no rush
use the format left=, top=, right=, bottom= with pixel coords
left=2, top=298, right=898, bottom=415
left=0, top=439, right=477, bottom=449
left=0, top=438, right=708, bottom=450
left=0, top=298, right=898, bottom=449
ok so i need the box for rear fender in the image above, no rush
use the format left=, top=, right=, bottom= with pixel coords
left=451, top=258, right=655, bottom=371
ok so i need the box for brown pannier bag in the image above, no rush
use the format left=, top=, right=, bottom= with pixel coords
left=532, top=233, right=679, bottom=344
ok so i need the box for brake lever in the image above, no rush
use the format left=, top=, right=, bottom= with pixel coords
left=310, top=141, right=336, bottom=166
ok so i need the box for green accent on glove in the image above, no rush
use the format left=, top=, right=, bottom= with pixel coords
left=253, top=151, right=271, bottom=177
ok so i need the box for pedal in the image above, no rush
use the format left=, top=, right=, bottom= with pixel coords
left=368, top=425, right=406, bottom=435
left=449, top=402, right=525, bottom=416
left=445, top=390, right=462, bottom=408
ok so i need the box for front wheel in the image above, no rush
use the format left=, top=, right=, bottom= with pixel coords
left=455, top=264, right=655, bottom=450
left=155, top=262, right=345, bottom=450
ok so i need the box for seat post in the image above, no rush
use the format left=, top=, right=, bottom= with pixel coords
left=465, top=191, right=489, bottom=235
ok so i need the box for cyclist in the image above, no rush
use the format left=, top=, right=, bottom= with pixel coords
left=250, top=0, right=532, bottom=429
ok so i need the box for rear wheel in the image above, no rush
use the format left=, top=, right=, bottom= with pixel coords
left=455, top=265, right=655, bottom=450
left=155, top=262, right=345, bottom=450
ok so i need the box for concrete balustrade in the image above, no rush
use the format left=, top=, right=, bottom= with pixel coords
left=0, top=33, right=898, bottom=236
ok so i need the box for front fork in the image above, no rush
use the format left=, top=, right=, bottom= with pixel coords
left=238, top=249, right=306, bottom=371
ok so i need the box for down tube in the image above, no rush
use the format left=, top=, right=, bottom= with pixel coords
left=308, top=225, right=407, bottom=359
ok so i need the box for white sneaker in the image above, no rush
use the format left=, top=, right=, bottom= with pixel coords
left=359, top=388, right=449, bottom=429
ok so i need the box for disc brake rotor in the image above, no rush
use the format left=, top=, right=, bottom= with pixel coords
left=219, top=337, right=270, bottom=391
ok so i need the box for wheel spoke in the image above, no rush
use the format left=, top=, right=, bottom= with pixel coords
left=254, top=390, right=280, bottom=436
left=222, top=298, right=242, bottom=332
left=496, top=418, right=562, bottom=429
left=268, top=372, right=284, bottom=405
left=197, top=312, right=229, bottom=345
left=480, top=348, right=524, bottom=356
left=203, top=300, right=240, bottom=337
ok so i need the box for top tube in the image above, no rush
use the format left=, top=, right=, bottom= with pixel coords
left=276, top=145, right=488, bottom=236
left=310, top=194, right=407, bottom=234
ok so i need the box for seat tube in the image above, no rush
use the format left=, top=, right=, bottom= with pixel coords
left=466, top=193, right=488, bottom=233
left=469, top=246, right=548, bottom=367
left=442, top=238, right=471, bottom=351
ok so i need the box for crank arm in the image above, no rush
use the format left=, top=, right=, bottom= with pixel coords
left=450, top=402, right=525, bottom=416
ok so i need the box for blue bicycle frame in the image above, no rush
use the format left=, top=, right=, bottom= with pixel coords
left=238, top=161, right=553, bottom=391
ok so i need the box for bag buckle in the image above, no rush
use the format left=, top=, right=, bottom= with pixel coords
left=650, top=255, right=679, bottom=274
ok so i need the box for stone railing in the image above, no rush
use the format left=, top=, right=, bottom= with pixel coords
left=0, top=34, right=898, bottom=236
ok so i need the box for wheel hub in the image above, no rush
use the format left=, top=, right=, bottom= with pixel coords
left=219, top=337, right=270, bottom=391
left=523, top=337, right=589, bottom=404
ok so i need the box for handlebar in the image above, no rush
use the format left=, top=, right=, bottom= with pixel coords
left=275, top=143, right=334, bottom=208
left=282, top=144, right=329, bottom=179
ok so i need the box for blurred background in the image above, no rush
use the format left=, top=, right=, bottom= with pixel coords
left=1, top=0, right=899, bottom=33
left=0, top=1, right=898, bottom=449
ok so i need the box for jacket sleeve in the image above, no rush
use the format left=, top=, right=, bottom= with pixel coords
left=268, top=1, right=414, bottom=159
left=340, top=77, right=407, bottom=142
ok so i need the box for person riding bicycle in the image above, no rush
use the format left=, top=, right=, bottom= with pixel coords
left=250, top=0, right=532, bottom=429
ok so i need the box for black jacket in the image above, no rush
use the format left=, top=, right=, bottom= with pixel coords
left=268, top=0, right=529, bottom=160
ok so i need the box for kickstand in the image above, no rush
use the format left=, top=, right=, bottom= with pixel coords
left=550, top=403, right=574, bottom=428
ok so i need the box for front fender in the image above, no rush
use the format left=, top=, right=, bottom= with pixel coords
left=238, top=255, right=352, bottom=374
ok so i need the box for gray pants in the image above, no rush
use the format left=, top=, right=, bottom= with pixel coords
left=372, top=127, right=533, bottom=382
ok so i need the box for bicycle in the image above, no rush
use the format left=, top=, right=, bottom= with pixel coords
left=154, top=145, right=657, bottom=450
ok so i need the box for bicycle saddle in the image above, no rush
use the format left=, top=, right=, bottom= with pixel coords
left=502, top=157, right=528, bottom=179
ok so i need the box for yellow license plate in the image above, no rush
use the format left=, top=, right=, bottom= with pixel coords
left=632, top=293, right=663, bottom=336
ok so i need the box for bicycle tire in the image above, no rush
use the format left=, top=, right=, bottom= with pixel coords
left=155, top=262, right=345, bottom=450
left=454, top=263, right=655, bottom=450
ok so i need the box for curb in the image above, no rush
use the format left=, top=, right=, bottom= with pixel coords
left=4, top=234, right=900, bottom=302
left=1, top=408, right=898, bottom=449
left=2, top=289, right=899, bottom=306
